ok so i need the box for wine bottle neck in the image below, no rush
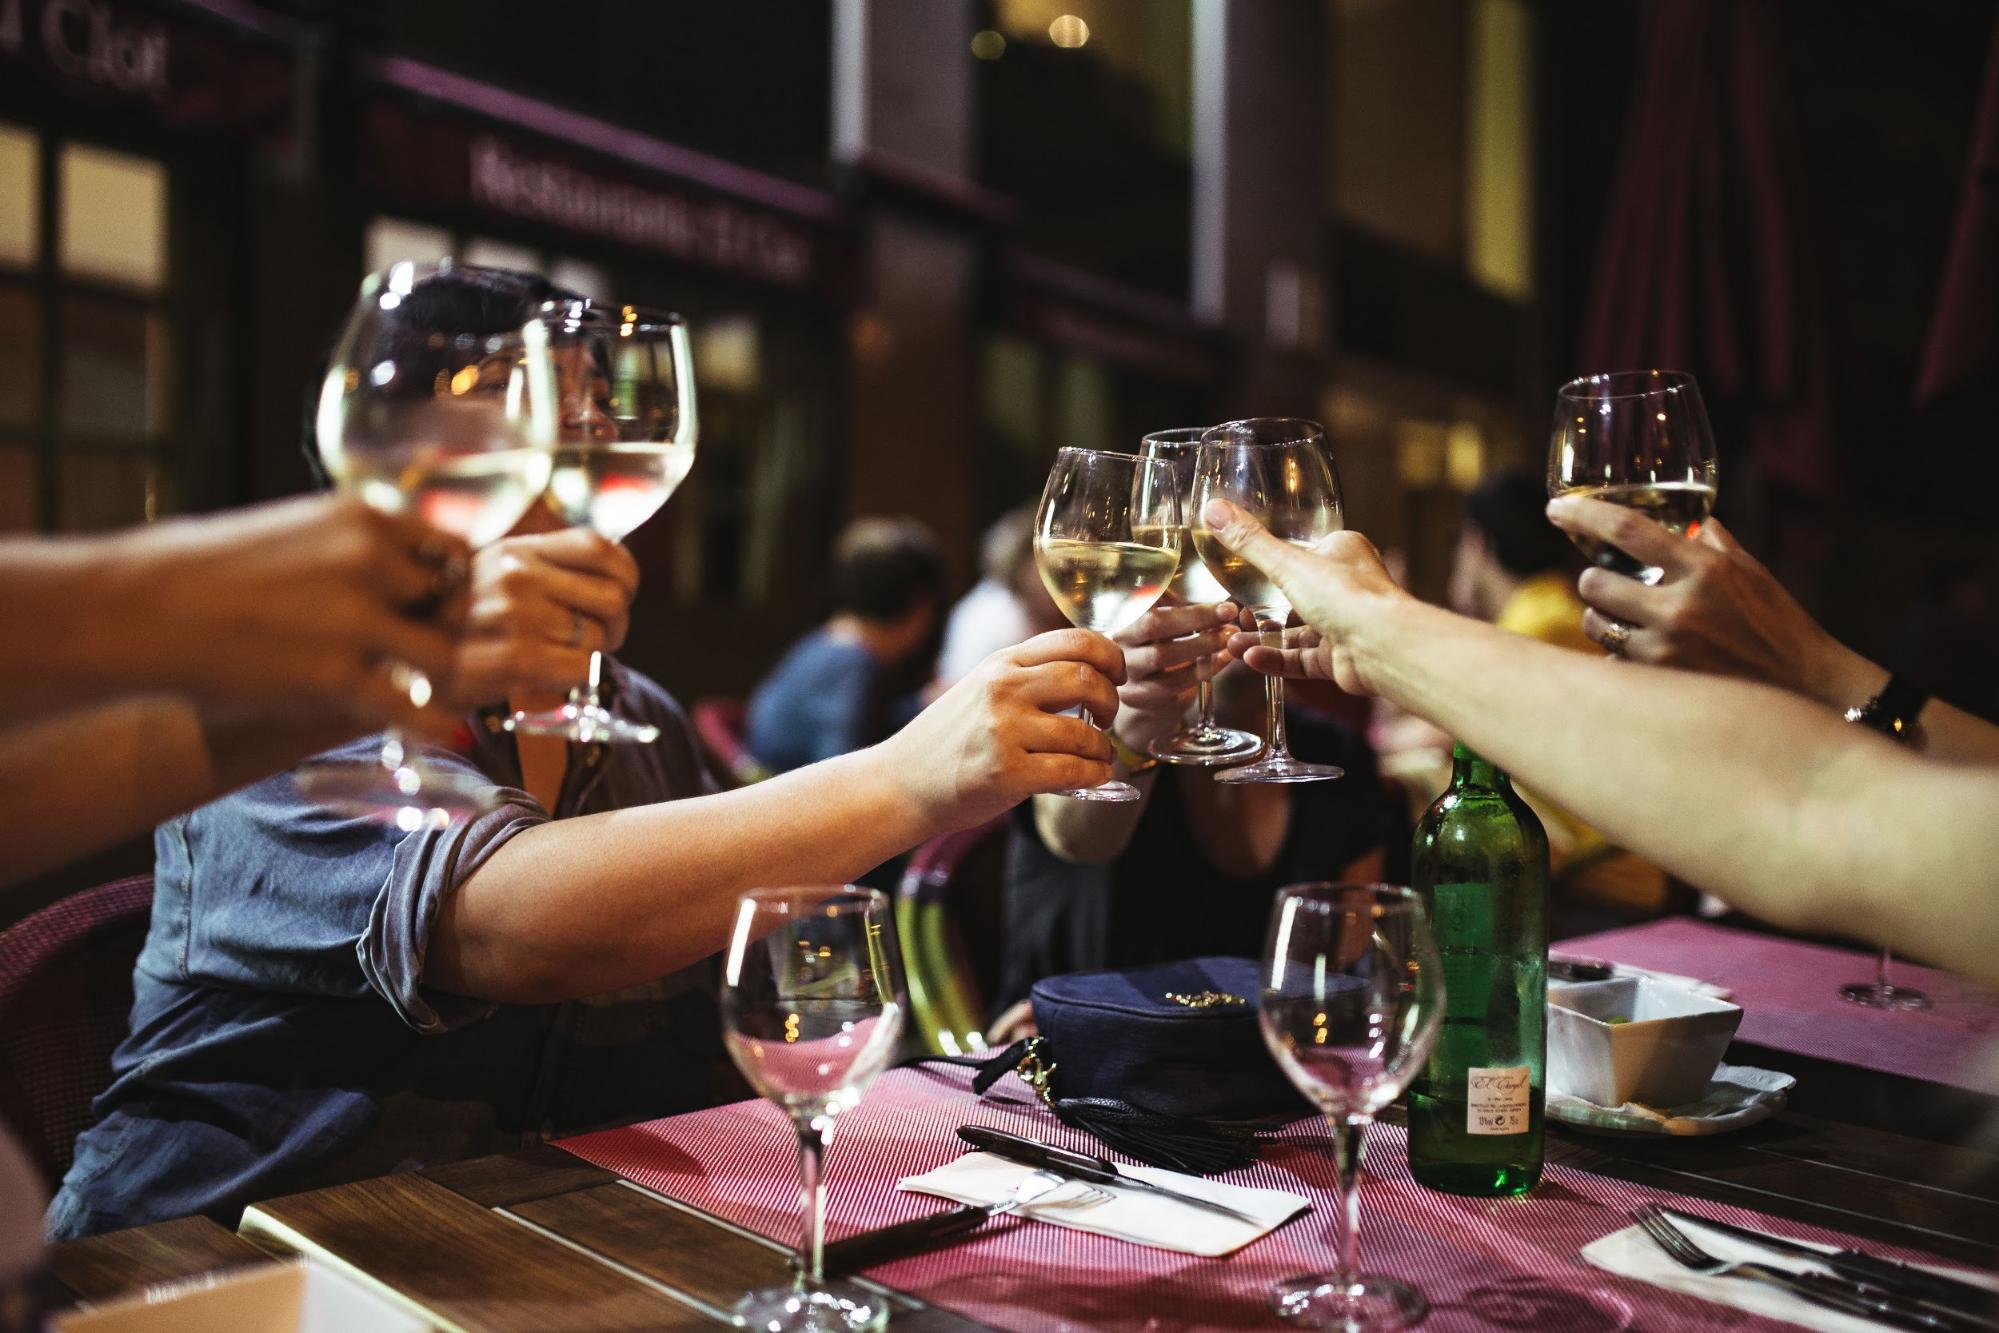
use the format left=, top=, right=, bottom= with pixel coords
left=1449, top=742, right=1509, bottom=791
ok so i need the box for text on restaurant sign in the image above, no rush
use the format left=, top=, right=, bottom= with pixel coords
left=0, top=0, right=167, bottom=101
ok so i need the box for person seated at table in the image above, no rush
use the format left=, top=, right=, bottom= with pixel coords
left=1546, top=498, right=1999, bottom=763
left=933, top=504, right=1065, bottom=690
left=999, top=600, right=1397, bottom=1013
left=46, top=269, right=1124, bottom=1241
left=0, top=495, right=470, bottom=890
left=746, top=517, right=945, bottom=773
left=1198, top=497, right=1999, bottom=989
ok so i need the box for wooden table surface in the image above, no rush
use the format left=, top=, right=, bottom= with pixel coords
left=48, top=1095, right=1998, bottom=1332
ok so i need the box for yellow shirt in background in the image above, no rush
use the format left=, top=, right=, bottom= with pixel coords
left=1494, top=571, right=1597, bottom=655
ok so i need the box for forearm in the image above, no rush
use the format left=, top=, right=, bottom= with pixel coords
left=0, top=698, right=355, bottom=888
left=1801, top=639, right=1999, bottom=766
left=432, top=746, right=940, bottom=1002
left=1353, top=596, right=1999, bottom=980
left=0, top=538, right=150, bottom=721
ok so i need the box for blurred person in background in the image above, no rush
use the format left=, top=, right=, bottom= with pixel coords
left=0, top=494, right=470, bottom=890
left=996, top=599, right=1397, bottom=1028
left=746, top=516, right=945, bottom=773
left=934, top=504, right=1065, bottom=690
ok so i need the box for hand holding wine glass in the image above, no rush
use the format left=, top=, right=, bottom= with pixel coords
left=1032, top=447, right=1182, bottom=802
left=1261, top=883, right=1444, bottom=1330
left=509, top=302, right=697, bottom=745
left=723, top=887, right=905, bottom=1333
left=1192, top=419, right=1345, bottom=784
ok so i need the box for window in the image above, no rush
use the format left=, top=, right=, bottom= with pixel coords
left=0, top=125, right=175, bottom=532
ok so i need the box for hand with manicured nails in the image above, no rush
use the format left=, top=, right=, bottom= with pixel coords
left=447, top=528, right=640, bottom=708
left=1544, top=496, right=1858, bottom=702
left=1107, top=600, right=1239, bottom=754
left=876, top=628, right=1126, bottom=830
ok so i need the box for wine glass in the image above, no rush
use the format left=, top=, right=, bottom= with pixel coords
left=1191, top=419, right=1345, bottom=784
left=508, top=302, right=698, bottom=744
left=1033, top=446, right=1182, bottom=801
left=299, top=259, right=557, bottom=828
left=1546, top=370, right=1719, bottom=585
left=1139, top=427, right=1265, bottom=766
left=722, top=887, right=906, bottom=1333
left=1840, top=948, right=1930, bottom=1010
left=1260, top=883, right=1444, bottom=1331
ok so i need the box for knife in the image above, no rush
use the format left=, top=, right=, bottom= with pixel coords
left=1664, top=1207, right=1999, bottom=1324
left=957, top=1125, right=1264, bottom=1226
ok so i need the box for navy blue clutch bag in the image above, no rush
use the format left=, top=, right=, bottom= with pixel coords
left=1030, top=957, right=1308, bottom=1121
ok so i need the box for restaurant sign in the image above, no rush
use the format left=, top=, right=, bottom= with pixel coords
left=362, top=95, right=852, bottom=299
left=0, top=0, right=293, bottom=139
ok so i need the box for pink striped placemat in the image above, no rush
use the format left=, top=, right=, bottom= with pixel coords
left=1557, top=918, right=1999, bottom=1094
left=558, top=1067, right=1974, bottom=1333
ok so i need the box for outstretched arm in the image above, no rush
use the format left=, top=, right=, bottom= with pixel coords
left=1203, top=499, right=1999, bottom=986
left=429, top=630, right=1126, bottom=1002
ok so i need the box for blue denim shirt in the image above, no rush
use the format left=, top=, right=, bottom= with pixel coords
left=47, top=665, right=720, bottom=1239
left=745, top=628, right=920, bottom=774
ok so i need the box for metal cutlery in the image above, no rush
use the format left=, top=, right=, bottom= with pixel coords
left=1634, top=1205, right=1960, bottom=1331
left=816, top=1169, right=1109, bottom=1277
left=957, top=1125, right=1265, bottom=1226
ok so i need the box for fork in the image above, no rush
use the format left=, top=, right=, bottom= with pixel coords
left=1633, top=1206, right=1958, bottom=1331
left=819, top=1170, right=1111, bottom=1276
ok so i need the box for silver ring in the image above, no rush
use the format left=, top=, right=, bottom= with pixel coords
left=568, top=611, right=588, bottom=649
left=1600, top=618, right=1632, bottom=657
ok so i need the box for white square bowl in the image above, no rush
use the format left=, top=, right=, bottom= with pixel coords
left=1547, top=975, right=1743, bottom=1108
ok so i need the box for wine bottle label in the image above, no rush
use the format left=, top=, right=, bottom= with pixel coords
left=1466, top=1065, right=1531, bottom=1134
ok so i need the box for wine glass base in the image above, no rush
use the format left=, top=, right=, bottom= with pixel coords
left=1272, top=1272, right=1427, bottom=1331
left=733, top=1281, right=889, bottom=1333
left=1150, top=725, right=1265, bottom=767
left=1055, top=779, right=1143, bottom=802
left=1839, top=981, right=1930, bottom=1010
left=1215, top=757, right=1344, bottom=785
left=294, top=757, right=494, bottom=830
left=506, top=703, right=661, bottom=745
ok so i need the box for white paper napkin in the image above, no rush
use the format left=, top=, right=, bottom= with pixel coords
left=1548, top=1064, right=1795, bottom=1135
left=898, top=1151, right=1308, bottom=1258
left=1582, top=1213, right=1999, bottom=1331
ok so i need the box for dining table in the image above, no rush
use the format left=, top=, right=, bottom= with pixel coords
left=45, top=921, right=1999, bottom=1332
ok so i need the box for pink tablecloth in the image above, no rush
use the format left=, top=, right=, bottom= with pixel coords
left=1558, top=918, right=1999, bottom=1094
left=558, top=1067, right=1976, bottom=1333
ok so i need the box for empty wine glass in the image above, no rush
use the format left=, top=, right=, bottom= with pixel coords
left=1547, top=370, right=1719, bottom=585
left=1192, top=419, right=1344, bottom=784
left=298, top=259, right=557, bottom=828
left=1261, top=883, right=1444, bottom=1331
left=1033, top=446, right=1183, bottom=801
left=723, top=887, right=906, bottom=1333
left=1840, top=948, right=1930, bottom=1010
left=1140, top=427, right=1264, bottom=766
left=508, top=302, right=698, bottom=744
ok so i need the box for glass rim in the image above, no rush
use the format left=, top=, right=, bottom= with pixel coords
left=1274, top=881, right=1424, bottom=914
left=539, top=298, right=687, bottom=330
left=736, top=884, right=889, bottom=913
left=1555, top=369, right=1700, bottom=402
left=1201, top=417, right=1326, bottom=448
left=1051, top=445, right=1173, bottom=469
left=1140, top=426, right=1214, bottom=451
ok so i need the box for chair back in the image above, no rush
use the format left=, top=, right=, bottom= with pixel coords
left=0, top=875, right=152, bottom=1184
left=690, top=696, right=769, bottom=786
left=895, top=817, right=1010, bottom=1056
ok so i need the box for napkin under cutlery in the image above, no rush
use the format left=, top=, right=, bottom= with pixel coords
left=898, top=1151, right=1308, bottom=1257
left=1583, top=1213, right=1999, bottom=1331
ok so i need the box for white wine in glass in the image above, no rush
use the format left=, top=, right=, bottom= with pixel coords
left=1033, top=446, right=1182, bottom=802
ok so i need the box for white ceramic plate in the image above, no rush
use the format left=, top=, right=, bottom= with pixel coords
left=1546, top=1064, right=1795, bottom=1136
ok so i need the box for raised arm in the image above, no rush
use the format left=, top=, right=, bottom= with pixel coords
left=1203, top=499, right=1999, bottom=986
left=429, top=630, right=1125, bottom=1002
left=1547, top=496, right=1999, bottom=766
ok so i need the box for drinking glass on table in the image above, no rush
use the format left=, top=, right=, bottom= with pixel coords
left=1033, top=446, right=1182, bottom=801
left=508, top=302, right=698, bottom=745
left=723, top=886, right=906, bottom=1333
left=1840, top=947, right=1930, bottom=1010
left=1138, top=427, right=1264, bottom=766
left=1260, top=884, right=1444, bottom=1331
left=300, top=259, right=557, bottom=827
left=1192, top=419, right=1344, bottom=784
left=1546, top=370, right=1719, bottom=586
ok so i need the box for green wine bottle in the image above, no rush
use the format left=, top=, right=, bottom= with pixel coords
left=1407, top=742, right=1549, bottom=1196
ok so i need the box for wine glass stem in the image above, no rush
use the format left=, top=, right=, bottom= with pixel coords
left=1258, top=615, right=1292, bottom=759
left=1328, top=1115, right=1363, bottom=1286
left=379, top=727, right=408, bottom=774
left=1876, top=946, right=1894, bottom=994
left=794, top=1112, right=834, bottom=1284
left=570, top=650, right=607, bottom=714
left=1193, top=651, right=1217, bottom=731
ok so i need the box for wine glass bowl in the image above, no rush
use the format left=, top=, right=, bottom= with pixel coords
left=1033, top=446, right=1183, bottom=802
left=723, top=886, right=905, bottom=1333
left=1139, top=427, right=1265, bottom=767
left=1191, top=419, right=1345, bottom=785
left=1547, top=370, right=1718, bottom=585
left=1261, top=883, right=1444, bottom=1331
